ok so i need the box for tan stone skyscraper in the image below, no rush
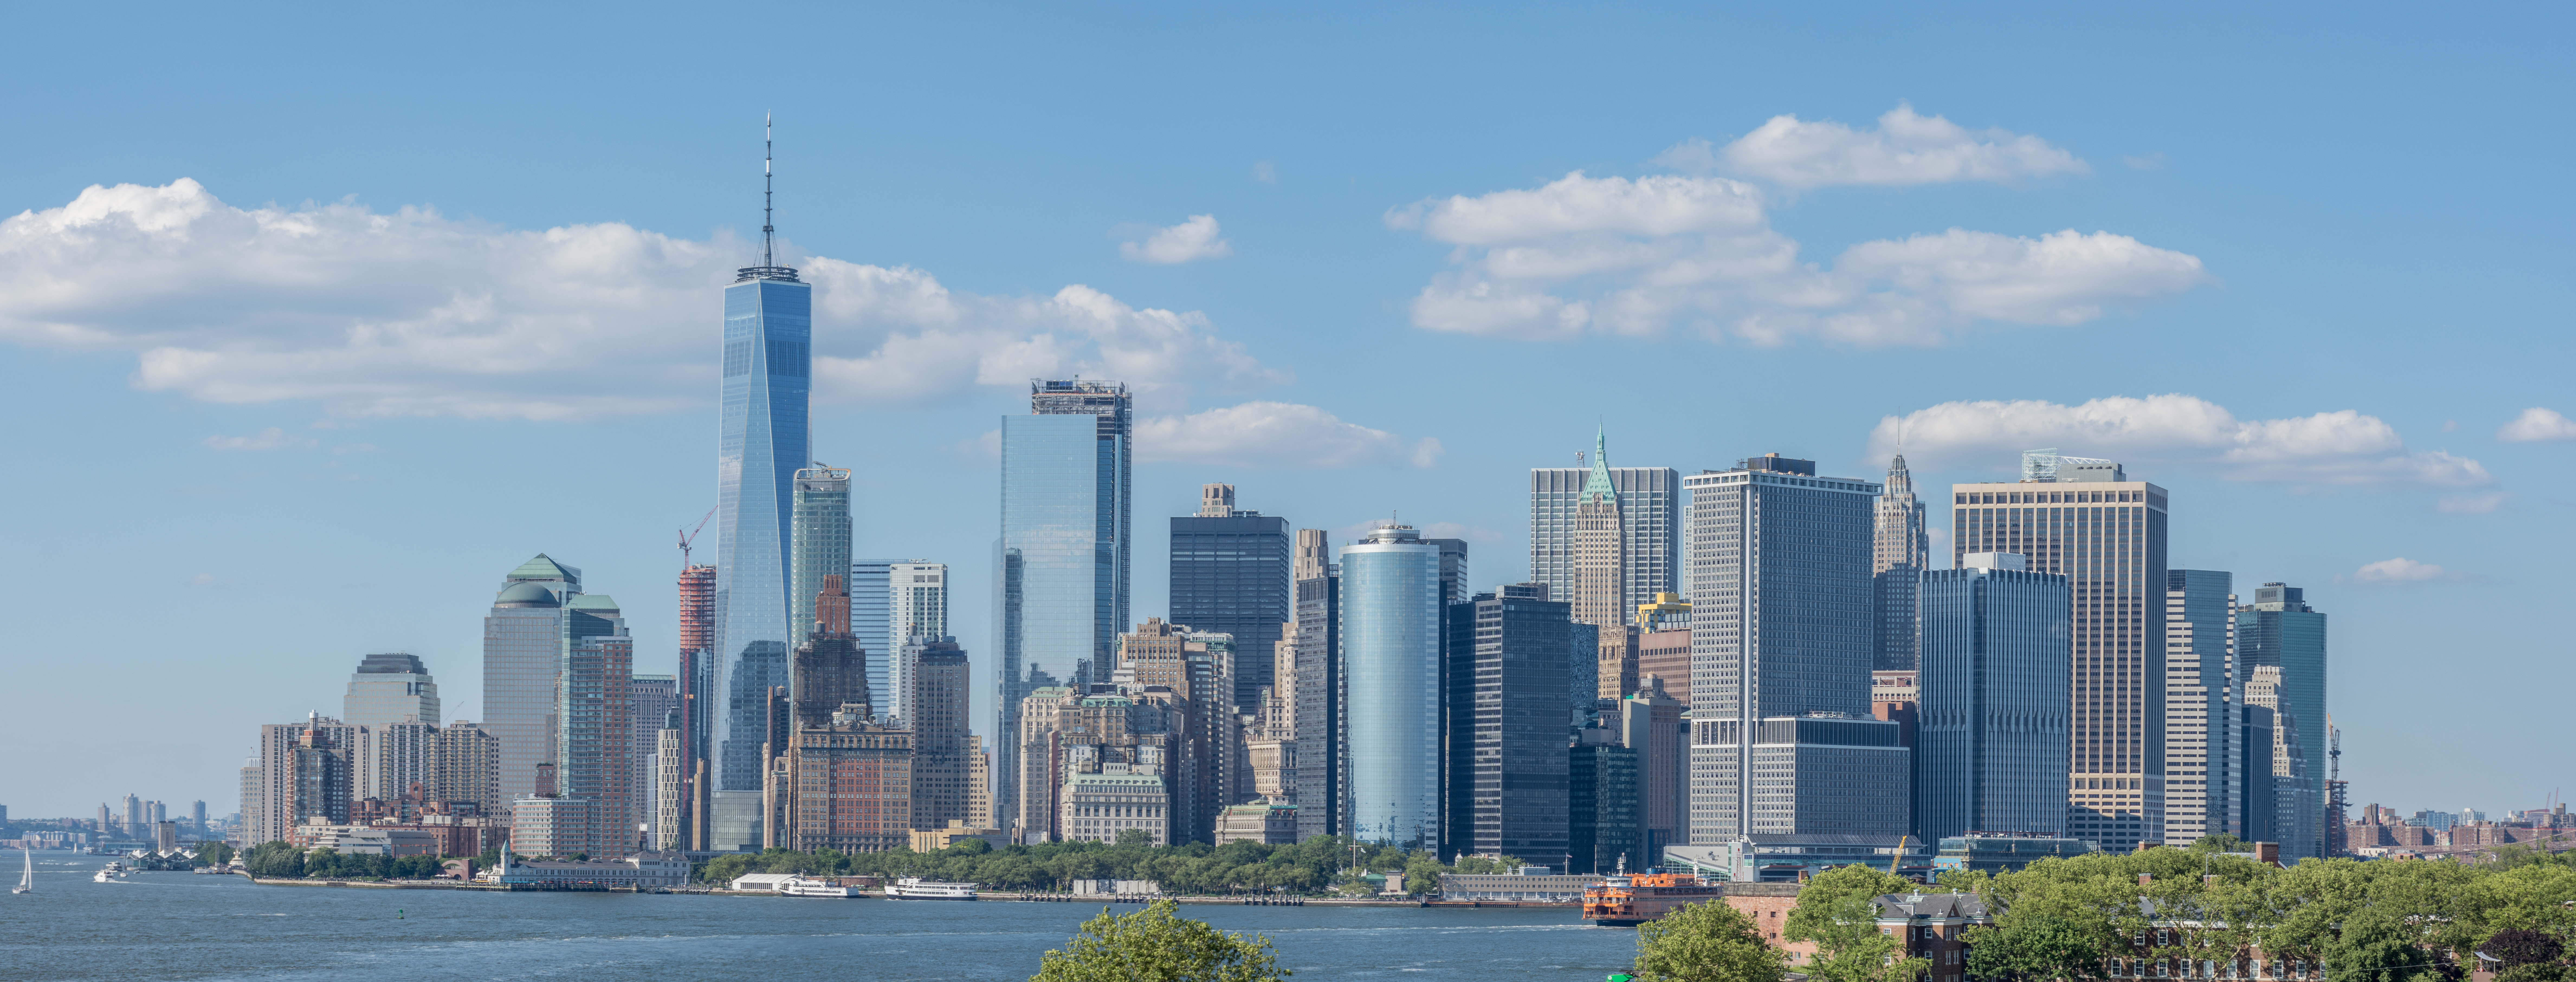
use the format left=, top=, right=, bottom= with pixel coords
left=1950, top=449, right=2167, bottom=853
left=1572, top=428, right=1635, bottom=695
left=1872, top=455, right=1930, bottom=673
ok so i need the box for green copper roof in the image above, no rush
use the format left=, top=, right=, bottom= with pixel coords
left=567, top=594, right=619, bottom=611
left=506, top=553, right=579, bottom=583
left=1583, top=426, right=1618, bottom=501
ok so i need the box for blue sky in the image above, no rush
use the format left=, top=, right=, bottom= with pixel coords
left=3, top=2, right=2569, bottom=822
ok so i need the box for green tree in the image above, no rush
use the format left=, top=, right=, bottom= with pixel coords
left=1030, top=899, right=1287, bottom=982
left=1801, top=891, right=1927, bottom=982
left=1630, top=897, right=1788, bottom=982
left=1785, top=864, right=1921, bottom=945
left=1967, top=914, right=2101, bottom=982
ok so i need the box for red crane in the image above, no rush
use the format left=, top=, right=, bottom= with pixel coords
left=678, top=505, right=716, bottom=569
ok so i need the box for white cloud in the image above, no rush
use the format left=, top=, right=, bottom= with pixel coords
left=1119, top=215, right=1233, bottom=264
left=1710, top=104, right=2088, bottom=189
left=1388, top=171, right=2204, bottom=345
left=2348, top=557, right=2458, bottom=584
left=1252, top=162, right=1278, bottom=185
left=0, top=180, right=1284, bottom=420
left=1135, top=401, right=1440, bottom=470
left=2436, top=491, right=2509, bottom=514
left=1869, top=394, right=2493, bottom=489
left=2496, top=407, right=2576, bottom=443
left=203, top=427, right=316, bottom=451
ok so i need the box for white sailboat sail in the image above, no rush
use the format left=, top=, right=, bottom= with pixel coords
left=14, top=848, right=29, bottom=894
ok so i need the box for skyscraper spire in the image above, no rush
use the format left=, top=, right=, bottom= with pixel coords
left=762, top=114, right=775, bottom=268
left=1583, top=425, right=1617, bottom=500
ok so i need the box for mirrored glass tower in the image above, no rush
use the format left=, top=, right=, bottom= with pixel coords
left=715, top=120, right=813, bottom=793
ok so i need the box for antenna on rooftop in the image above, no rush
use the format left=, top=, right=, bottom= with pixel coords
left=762, top=114, right=775, bottom=268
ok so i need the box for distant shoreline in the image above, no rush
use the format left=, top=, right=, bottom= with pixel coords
left=237, top=877, right=1575, bottom=907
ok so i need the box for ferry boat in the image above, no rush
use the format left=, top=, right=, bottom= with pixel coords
left=1581, top=870, right=1726, bottom=927
left=884, top=877, right=978, bottom=900
left=779, top=877, right=858, bottom=898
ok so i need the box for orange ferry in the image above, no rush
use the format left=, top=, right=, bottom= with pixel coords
left=1580, top=869, right=1726, bottom=927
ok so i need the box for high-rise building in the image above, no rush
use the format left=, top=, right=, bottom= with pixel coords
left=654, top=713, right=684, bottom=850
left=1531, top=448, right=1679, bottom=615
left=675, top=562, right=715, bottom=839
left=1170, top=484, right=1292, bottom=710
left=1562, top=430, right=1646, bottom=703
left=1873, top=455, right=1930, bottom=672
left=1915, top=553, right=2072, bottom=842
left=2238, top=582, right=2327, bottom=840
left=559, top=593, right=634, bottom=857
left=342, top=653, right=441, bottom=734
left=1114, top=619, right=1236, bottom=844
left=123, top=795, right=142, bottom=835
left=247, top=716, right=362, bottom=844
left=1568, top=730, right=1642, bottom=875
left=715, top=145, right=815, bottom=796
left=850, top=560, right=894, bottom=716
left=1952, top=449, right=2168, bottom=851
left=630, top=675, right=678, bottom=839
left=364, top=719, right=438, bottom=804
left=908, top=636, right=973, bottom=831
left=484, top=555, right=581, bottom=802
left=777, top=568, right=912, bottom=853
left=1620, top=677, right=1688, bottom=859
left=1684, top=454, right=1908, bottom=843
left=968, top=734, right=993, bottom=829
left=791, top=468, right=854, bottom=652
left=1290, top=530, right=1342, bottom=841
left=885, top=561, right=949, bottom=725
left=1633, top=594, right=1693, bottom=704
left=191, top=800, right=207, bottom=835
left=1340, top=523, right=1443, bottom=849
left=1452, top=583, right=1573, bottom=868
left=2164, top=570, right=2237, bottom=846
left=995, top=379, right=1132, bottom=834
left=428, top=722, right=501, bottom=818
left=2244, top=665, right=2317, bottom=860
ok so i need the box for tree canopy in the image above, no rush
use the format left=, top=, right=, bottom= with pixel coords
left=1629, top=895, right=1789, bottom=982
left=1030, top=899, right=1286, bottom=982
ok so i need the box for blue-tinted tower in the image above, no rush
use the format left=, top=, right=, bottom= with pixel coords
left=715, top=120, right=813, bottom=793
left=1340, top=522, right=1444, bottom=850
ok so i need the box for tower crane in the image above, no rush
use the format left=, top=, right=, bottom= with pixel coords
left=678, top=505, right=716, bottom=569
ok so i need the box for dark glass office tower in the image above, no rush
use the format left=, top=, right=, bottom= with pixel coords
left=1169, top=483, right=1291, bottom=710
left=715, top=127, right=813, bottom=795
left=995, top=379, right=1131, bottom=835
left=1291, top=530, right=1341, bottom=841
left=1449, top=583, right=1572, bottom=867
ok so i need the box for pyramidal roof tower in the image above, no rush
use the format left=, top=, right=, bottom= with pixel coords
left=713, top=115, right=815, bottom=810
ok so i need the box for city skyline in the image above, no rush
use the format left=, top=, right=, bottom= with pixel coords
left=5, top=5, right=2571, bottom=822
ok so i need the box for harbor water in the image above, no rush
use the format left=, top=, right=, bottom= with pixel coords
left=2, top=854, right=1642, bottom=981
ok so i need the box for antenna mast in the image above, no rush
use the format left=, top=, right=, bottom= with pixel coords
left=762, top=114, right=775, bottom=268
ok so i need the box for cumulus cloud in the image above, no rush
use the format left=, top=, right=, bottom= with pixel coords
left=1387, top=171, right=2204, bottom=344
left=2496, top=407, right=2576, bottom=443
left=1119, top=215, right=1233, bottom=264
left=1135, top=401, right=1440, bottom=469
left=1704, top=104, right=2088, bottom=189
left=2347, top=557, right=2459, bottom=584
left=203, top=427, right=316, bottom=451
left=1868, top=394, right=2493, bottom=489
left=0, top=180, right=1284, bottom=420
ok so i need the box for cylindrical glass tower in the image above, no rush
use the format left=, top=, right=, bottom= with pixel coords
left=1339, top=523, right=1443, bottom=849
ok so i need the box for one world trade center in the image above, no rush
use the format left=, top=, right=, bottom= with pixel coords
left=715, top=119, right=812, bottom=813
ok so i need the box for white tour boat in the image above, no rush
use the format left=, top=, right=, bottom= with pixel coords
left=884, top=877, right=978, bottom=900
left=778, top=876, right=858, bottom=898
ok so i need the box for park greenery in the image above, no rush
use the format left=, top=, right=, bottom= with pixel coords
left=240, top=840, right=448, bottom=880
left=1029, top=899, right=1287, bottom=982
left=693, top=830, right=1527, bottom=895
left=1624, top=839, right=2576, bottom=982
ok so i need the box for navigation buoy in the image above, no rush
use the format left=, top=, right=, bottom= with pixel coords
left=396, top=909, right=405, bottom=919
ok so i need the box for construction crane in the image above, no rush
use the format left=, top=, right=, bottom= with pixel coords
left=678, top=505, right=716, bottom=569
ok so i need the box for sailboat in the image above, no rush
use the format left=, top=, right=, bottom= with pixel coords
left=13, top=848, right=30, bottom=894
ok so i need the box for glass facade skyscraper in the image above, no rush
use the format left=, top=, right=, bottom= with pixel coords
left=2238, top=582, right=2325, bottom=851
left=1169, top=487, right=1291, bottom=711
left=1339, top=523, right=1443, bottom=849
left=995, top=379, right=1130, bottom=834
left=1450, top=583, right=1574, bottom=867
left=714, top=259, right=811, bottom=793
left=1916, top=555, right=2071, bottom=841
left=790, top=467, right=852, bottom=649
left=341, top=652, right=441, bottom=734
left=2164, top=569, right=2237, bottom=846
left=482, top=554, right=582, bottom=802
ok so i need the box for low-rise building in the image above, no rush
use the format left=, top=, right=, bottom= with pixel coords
left=1213, top=802, right=1296, bottom=845
left=497, top=851, right=689, bottom=889
left=1059, top=771, right=1169, bottom=845
left=909, top=821, right=1007, bottom=852
left=287, top=824, right=441, bottom=856
left=1932, top=832, right=2098, bottom=874
left=1437, top=870, right=1598, bottom=902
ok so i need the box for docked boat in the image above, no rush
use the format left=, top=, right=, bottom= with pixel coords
left=884, top=877, right=978, bottom=900
left=13, top=849, right=30, bottom=894
left=1581, top=870, right=1726, bottom=927
left=779, top=877, right=858, bottom=898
